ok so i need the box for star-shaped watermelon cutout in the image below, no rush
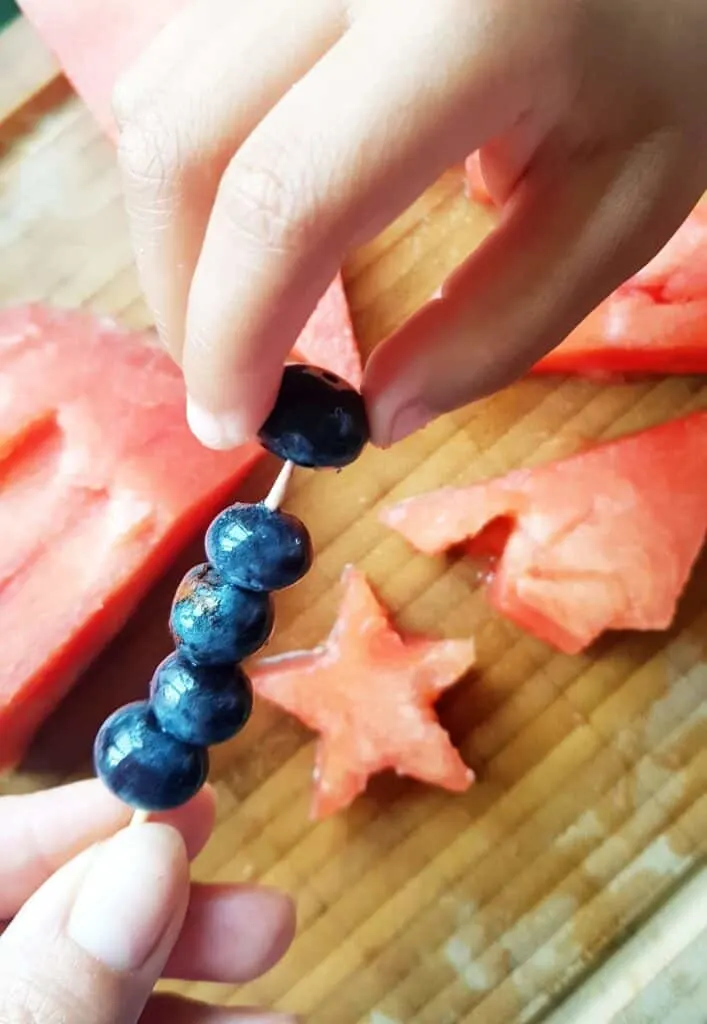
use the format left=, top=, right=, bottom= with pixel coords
left=250, top=567, right=475, bottom=819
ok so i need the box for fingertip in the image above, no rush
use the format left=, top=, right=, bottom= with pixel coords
left=243, top=886, right=297, bottom=977
left=363, top=305, right=444, bottom=447
left=182, top=330, right=283, bottom=451
left=228, top=885, right=297, bottom=978
left=269, top=889, right=297, bottom=965
left=186, top=395, right=250, bottom=450
left=171, top=883, right=297, bottom=983
left=65, top=822, right=189, bottom=973
left=385, top=400, right=436, bottom=447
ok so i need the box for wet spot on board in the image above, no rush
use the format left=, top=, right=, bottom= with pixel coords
left=443, top=935, right=492, bottom=993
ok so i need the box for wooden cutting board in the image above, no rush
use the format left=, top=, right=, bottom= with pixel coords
left=1, top=16, right=706, bottom=1024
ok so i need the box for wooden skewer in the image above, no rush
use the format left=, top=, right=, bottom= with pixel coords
left=264, top=459, right=294, bottom=511
left=130, top=459, right=295, bottom=828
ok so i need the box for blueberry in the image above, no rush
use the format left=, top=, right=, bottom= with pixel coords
left=150, top=652, right=253, bottom=746
left=170, top=564, right=274, bottom=665
left=205, top=502, right=313, bottom=592
left=258, top=365, right=369, bottom=468
left=93, top=700, right=208, bottom=811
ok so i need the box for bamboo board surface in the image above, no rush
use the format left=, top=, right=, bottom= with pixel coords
left=1, top=17, right=706, bottom=1024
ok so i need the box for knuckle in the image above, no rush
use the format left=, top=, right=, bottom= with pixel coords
left=0, top=972, right=81, bottom=1024
left=117, top=113, right=179, bottom=192
left=220, top=133, right=318, bottom=254
left=111, top=67, right=145, bottom=129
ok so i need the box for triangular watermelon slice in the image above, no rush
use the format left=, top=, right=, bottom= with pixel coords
left=382, top=413, right=707, bottom=654
left=16, top=0, right=363, bottom=386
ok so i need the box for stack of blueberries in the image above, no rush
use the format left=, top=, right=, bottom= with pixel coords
left=94, top=366, right=369, bottom=811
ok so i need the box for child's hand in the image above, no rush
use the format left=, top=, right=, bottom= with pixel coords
left=0, top=781, right=295, bottom=1024
left=114, top=0, right=707, bottom=448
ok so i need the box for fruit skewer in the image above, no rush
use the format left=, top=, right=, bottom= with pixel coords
left=93, top=366, right=370, bottom=819
left=128, top=459, right=296, bottom=828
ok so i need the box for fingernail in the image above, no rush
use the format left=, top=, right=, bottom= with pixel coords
left=186, top=396, right=249, bottom=450
left=387, top=399, right=434, bottom=446
left=68, top=824, right=187, bottom=972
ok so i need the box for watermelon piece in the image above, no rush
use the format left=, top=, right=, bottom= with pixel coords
left=534, top=198, right=707, bottom=377
left=381, top=413, right=707, bottom=654
left=464, top=153, right=494, bottom=207
left=462, top=150, right=707, bottom=376
left=16, top=0, right=363, bottom=386
left=16, top=0, right=190, bottom=140
left=532, top=292, right=707, bottom=377
left=250, top=567, right=475, bottom=819
left=290, top=274, right=362, bottom=388
left=629, top=197, right=707, bottom=302
left=0, top=305, right=265, bottom=769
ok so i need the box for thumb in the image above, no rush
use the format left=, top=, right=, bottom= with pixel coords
left=0, top=822, right=189, bottom=1024
left=364, top=139, right=703, bottom=446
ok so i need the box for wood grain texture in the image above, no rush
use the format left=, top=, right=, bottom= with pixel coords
left=0, top=13, right=59, bottom=124
left=1, top=19, right=706, bottom=1024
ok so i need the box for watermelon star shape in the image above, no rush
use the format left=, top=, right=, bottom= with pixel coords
left=250, top=567, right=476, bottom=819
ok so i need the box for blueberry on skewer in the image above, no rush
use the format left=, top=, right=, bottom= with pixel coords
left=93, top=367, right=369, bottom=818
left=94, top=701, right=209, bottom=811
left=170, top=563, right=274, bottom=665
left=258, top=365, right=369, bottom=469
left=206, top=502, right=313, bottom=592
left=150, top=653, right=253, bottom=747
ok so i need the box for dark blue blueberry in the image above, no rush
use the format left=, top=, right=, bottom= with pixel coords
left=150, top=652, right=253, bottom=746
left=170, top=564, right=274, bottom=665
left=258, top=365, right=369, bottom=468
left=93, top=700, right=208, bottom=811
left=205, top=502, right=313, bottom=592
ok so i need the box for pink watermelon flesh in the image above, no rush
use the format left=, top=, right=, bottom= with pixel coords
left=0, top=305, right=264, bottom=768
left=382, top=413, right=707, bottom=653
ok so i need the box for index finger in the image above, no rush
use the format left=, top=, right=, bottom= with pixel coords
left=182, top=1, right=522, bottom=447
left=0, top=780, right=215, bottom=919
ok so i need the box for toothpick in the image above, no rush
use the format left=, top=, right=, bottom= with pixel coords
left=264, top=460, right=294, bottom=511
left=130, top=809, right=150, bottom=827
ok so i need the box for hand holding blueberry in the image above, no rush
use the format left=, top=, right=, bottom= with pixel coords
left=115, top=0, right=707, bottom=448
left=0, top=780, right=296, bottom=1024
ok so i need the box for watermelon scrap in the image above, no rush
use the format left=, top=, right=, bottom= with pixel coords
left=532, top=292, right=707, bottom=377
left=290, top=274, right=362, bottom=389
left=250, top=567, right=475, bottom=819
left=534, top=198, right=707, bottom=377
left=464, top=153, right=494, bottom=207
left=0, top=305, right=269, bottom=769
left=382, top=413, right=707, bottom=654
left=463, top=150, right=707, bottom=377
